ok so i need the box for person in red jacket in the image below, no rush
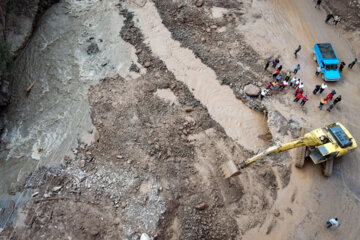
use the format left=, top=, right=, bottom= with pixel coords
left=294, top=87, right=303, bottom=97
left=324, top=90, right=336, bottom=101
left=266, top=82, right=273, bottom=90
left=300, top=95, right=308, bottom=106
left=294, top=93, right=303, bottom=102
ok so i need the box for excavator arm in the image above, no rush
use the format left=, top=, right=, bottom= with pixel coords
left=220, top=123, right=357, bottom=179
left=220, top=130, right=313, bottom=179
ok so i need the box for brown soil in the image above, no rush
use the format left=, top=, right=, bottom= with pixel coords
left=0, top=4, right=290, bottom=240
left=323, top=0, right=360, bottom=31
left=1, top=0, right=359, bottom=239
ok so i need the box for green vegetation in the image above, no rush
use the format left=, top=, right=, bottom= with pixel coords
left=0, top=41, right=12, bottom=77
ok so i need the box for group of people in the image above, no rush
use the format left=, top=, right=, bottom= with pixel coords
left=263, top=45, right=311, bottom=106
left=262, top=56, right=345, bottom=113
left=262, top=58, right=309, bottom=106
left=313, top=84, right=342, bottom=112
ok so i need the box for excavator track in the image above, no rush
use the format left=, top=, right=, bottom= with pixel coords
left=295, top=146, right=306, bottom=168
left=323, top=159, right=333, bottom=177
left=294, top=128, right=306, bottom=168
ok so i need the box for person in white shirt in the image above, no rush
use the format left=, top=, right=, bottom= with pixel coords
left=260, top=89, right=269, bottom=100
left=279, top=80, right=289, bottom=91
left=320, top=83, right=327, bottom=93
left=298, top=82, right=304, bottom=90
left=326, top=218, right=339, bottom=229
left=294, top=78, right=301, bottom=89
left=290, top=77, right=297, bottom=88
left=315, top=66, right=322, bottom=76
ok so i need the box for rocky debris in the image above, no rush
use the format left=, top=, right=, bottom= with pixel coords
left=0, top=0, right=60, bottom=54
left=9, top=200, right=15, bottom=217
left=87, top=43, right=99, bottom=55
left=195, top=0, right=204, bottom=8
left=273, top=209, right=280, bottom=217
left=267, top=110, right=301, bottom=138
left=0, top=80, right=11, bottom=107
left=0, top=2, right=291, bottom=239
left=143, top=61, right=151, bottom=68
left=194, top=203, right=209, bottom=210
left=129, top=62, right=140, bottom=72
left=286, top=207, right=293, bottom=215
left=52, top=186, right=62, bottom=192
left=244, top=84, right=261, bottom=97
left=184, top=106, right=194, bottom=113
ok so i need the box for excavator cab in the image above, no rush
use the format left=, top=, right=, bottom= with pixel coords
left=309, top=143, right=338, bottom=164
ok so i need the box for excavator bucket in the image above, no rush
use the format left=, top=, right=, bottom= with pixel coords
left=220, top=160, right=241, bottom=179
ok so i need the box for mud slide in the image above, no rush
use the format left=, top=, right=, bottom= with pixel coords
left=126, top=1, right=268, bottom=152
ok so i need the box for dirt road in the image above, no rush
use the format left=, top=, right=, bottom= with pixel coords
left=239, top=0, right=360, bottom=239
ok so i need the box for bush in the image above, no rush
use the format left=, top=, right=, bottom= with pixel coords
left=0, top=41, right=12, bottom=76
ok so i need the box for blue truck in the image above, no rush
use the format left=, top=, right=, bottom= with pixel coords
left=313, top=43, right=341, bottom=81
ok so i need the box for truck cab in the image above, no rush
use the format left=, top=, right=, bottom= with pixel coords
left=313, top=43, right=341, bottom=81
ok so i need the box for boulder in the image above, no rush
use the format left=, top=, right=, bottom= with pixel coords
left=244, top=84, right=261, bottom=97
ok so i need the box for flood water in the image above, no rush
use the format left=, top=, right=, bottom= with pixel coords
left=0, top=0, right=138, bottom=227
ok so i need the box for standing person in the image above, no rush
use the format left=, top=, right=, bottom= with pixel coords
left=339, top=61, right=345, bottom=72
left=293, top=64, right=301, bottom=74
left=279, top=80, right=289, bottom=90
left=319, top=83, right=327, bottom=93
left=325, top=92, right=334, bottom=101
left=260, top=89, right=269, bottom=100
left=348, top=58, right=358, bottom=69
left=300, top=95, right=308, bottom=106
left=273, top=69, right=280, bottom=78
left=294, top=78, right=301, bottom=89
left=277, top=65, right=283, bottom=71
left=266, top=82, right=273, bottom=90
left=315, top=0, right=322, bottom=9
left=290, top=76, right=297, bottom=87
left=326, top=218, right=339, bottom=229
left=294, top=87, right=303, bottom=97
left=319, top=98, right=327, bottom=110
left=270, top=81, right=278, bottom=90
left=332, top=16, right=341, bottom=26
left=265, top=60, right=271, bottom=70
left=285, top=71, right=291, bottom=81
left=325, top=13, right=334, bottom=23
left=313, top=84, right=321, bottom=94
left=294, top=93, right=303, bottom=102
left=327, top=95, right=342, bottom=112
left=294, top=45, right=301, bottom=58
left=272, top=59, right=279, bottom=68
left=276, top=74, right=282, bottom=83
left=315, top=66, right=322, bottom=76
left=298, top=82, right=304, bottom=90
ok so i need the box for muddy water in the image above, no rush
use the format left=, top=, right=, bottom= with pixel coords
left=127, top=1, right=269, bottom=152
left=0, top=0, right=139, bottom=227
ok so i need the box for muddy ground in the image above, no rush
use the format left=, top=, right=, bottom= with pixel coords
left=0, top=3, right=290, bottom=239
left=1, top=0, right=360, bottom=239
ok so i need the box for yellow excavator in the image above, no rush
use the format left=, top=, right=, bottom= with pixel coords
left=220, top=122, right=357, bottom=178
